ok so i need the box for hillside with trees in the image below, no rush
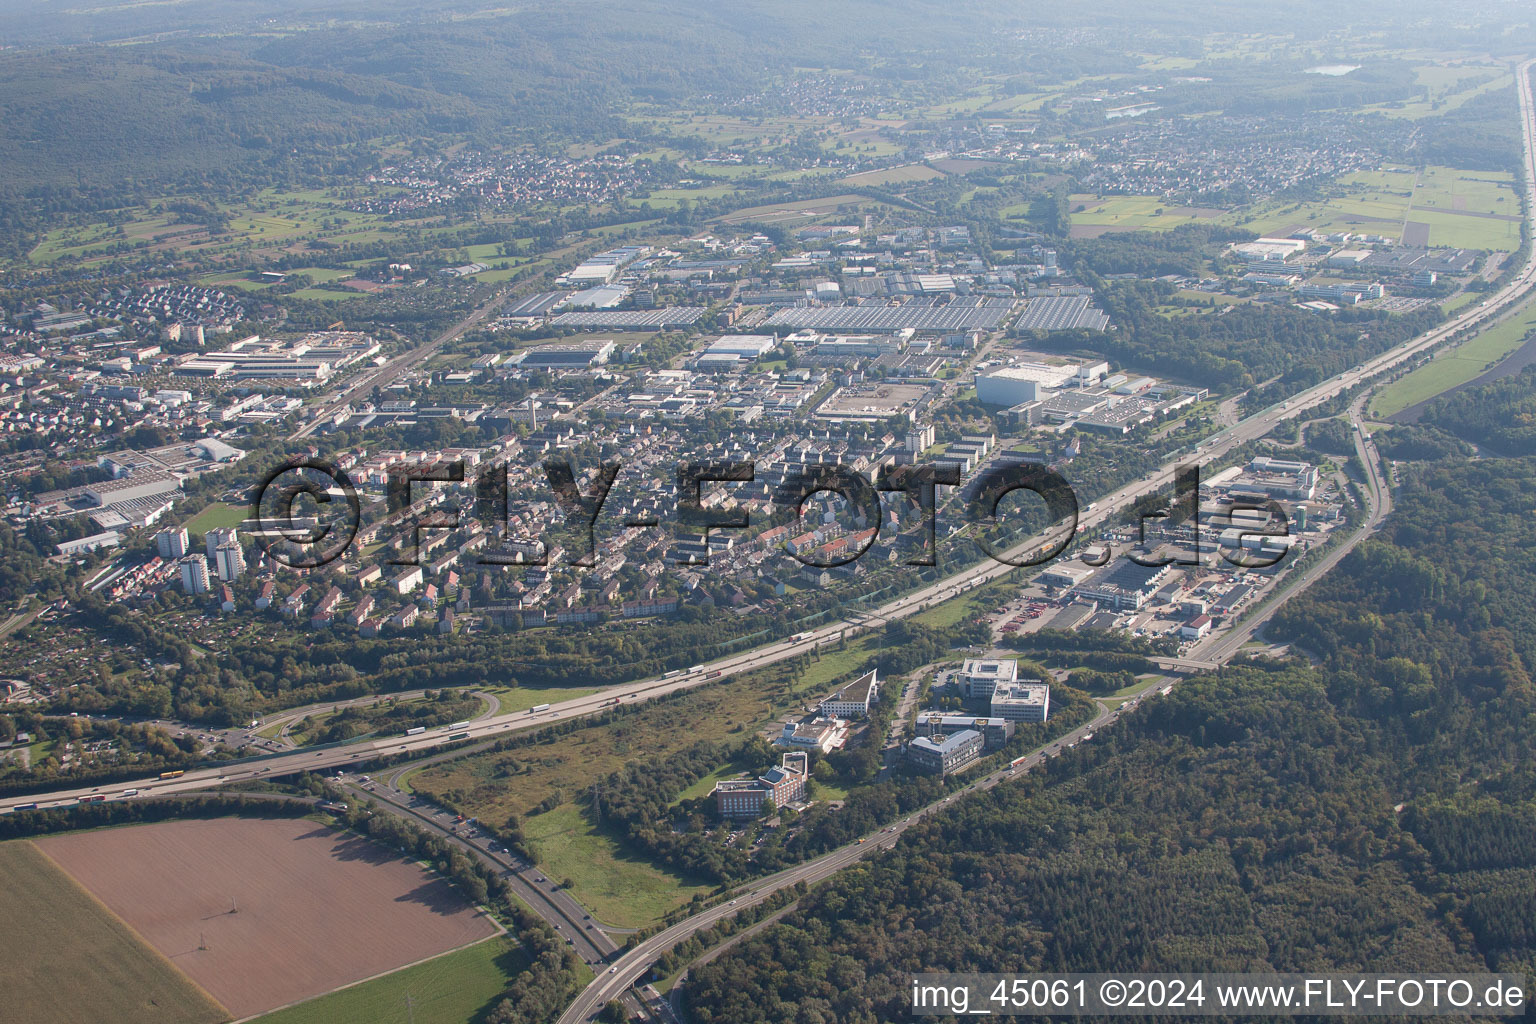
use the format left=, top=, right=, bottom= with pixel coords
left=684, top=455, right=1536, bottom=1022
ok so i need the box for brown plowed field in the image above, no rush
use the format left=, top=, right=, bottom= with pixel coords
left=37, top=818, right=499, bottom=1019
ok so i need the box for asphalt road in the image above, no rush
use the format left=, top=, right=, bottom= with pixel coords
left=289, top=290, right=514, bottom=440
left=247, top=687, right=500, bottom=751
left=556, top=57, right=1536, bottom=1022
left=554, top=376, right=1406, bottom=1023
left=1189, top=394, right=1392, bottom=667
left=7, top=159, right=1534, bottom=815
left=334, top=773, right=619, bottom=965
left=557, top=699, right=1121, bottom=1023
left=5, top=61, right=1533, bottom=1021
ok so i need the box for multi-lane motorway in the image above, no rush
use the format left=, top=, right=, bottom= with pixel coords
left=10, top=57, right=1535, bottom=819
left=4, top=58, right=1535, bottom=1022
left=7, top=74, right=1536, bottom=813
left=556, top=56, right=1536, bottom=1022
left=556, top=362, right=1409, bottom=1023
left=332, top=774, right=620, bottom=961
left=557, top=697, right=1123, bottom=1022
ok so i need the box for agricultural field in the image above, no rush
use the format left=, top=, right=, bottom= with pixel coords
left=1226, top=165, right=1521, bottom=251
left=24, top=185, right=432, bottom=268
left=841, top=163, right=944, bottom=186
left=198, top=267, right=358, bottom=292
left=978, top=91, right=1056, bottom=113
left=1372, top=293, right=1536, bottom=417
left=35, top=818, right=500, bottom=1019
left=687, top=161, right=783, bottom=179
left=28, top=212, right=208, bottom=264
left=1065, top=195, right=1226, bottom=236
left=636, top=184, right=742, bottom=210
left=1363, top=64, right=1512, bottom=119
left=930, top=157, right=1008, bottom=176
left=0, top=840, right=227, bottom=1024
left=1138, top=54, right=1201, bottom=72
left=254, top=935, right=529, bottom=1024
left=716, top=193, right=873, bottom=225
left=628, top=112, right=833, bottom=149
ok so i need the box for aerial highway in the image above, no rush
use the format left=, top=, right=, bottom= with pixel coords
left=557, top=379, right=1407, bottom=1023
left=6, top=59, right=1533, bottom=818
left=560, top=58, right=1536, bottom=1022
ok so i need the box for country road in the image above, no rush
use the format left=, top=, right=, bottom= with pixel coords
left=610, top=388, right=1403, bottom=1021
left=557, top=699, right=1121, bottom=1022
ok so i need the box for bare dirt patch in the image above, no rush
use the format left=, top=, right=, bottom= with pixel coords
left=0, top=840, right=227, bottom=1024
left=37, top=817, right=499, bottom=1019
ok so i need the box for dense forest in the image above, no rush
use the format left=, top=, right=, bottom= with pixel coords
left=684, top=453, right=1536, bottom=1022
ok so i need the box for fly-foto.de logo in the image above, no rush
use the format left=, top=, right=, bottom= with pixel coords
left=248, top=457, right=1289, bottom=573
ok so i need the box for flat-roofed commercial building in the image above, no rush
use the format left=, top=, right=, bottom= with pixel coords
left=917, top=713, right=1014, bottom=750
left=762, top=297, right=1015, bottom=334
left=907, top=729, right=984, bottom=775
left=812, top=334, right=909, bottom=360
left=958, top=658, right=1018, bottom=699
left=512, top=340, right=616, bottom=367
left=84, top=470, right=179, bottom=507
left=775, top=717, right=849, bottom=753
left=1072, top=560, right=1172, bottom=611
left=714, top=752, right=810, bottom=819
left=174, top=332, right=378, bottom=383
left=976, top=362, right=1080, bottom=406
left=546, top=308, right=706, bottom=330
left=990, top=681, right=1051, bottom=722
left=57, top=531, right=121, bottom=556
left=706, top=335, right=777, bottom=358
left=1231, top=456, right=1319, bottom=500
